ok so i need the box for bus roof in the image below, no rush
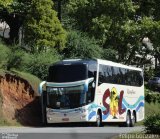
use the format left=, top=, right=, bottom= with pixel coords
left=97, top=59, right=143, bottom=71
left=51, top=59, right=97, bottom=66
left=51, top=59, right=142, bottom=71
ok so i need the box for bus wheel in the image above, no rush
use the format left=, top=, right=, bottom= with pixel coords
left=125, top=112, right=131, bottom=127
left=131, top=112, right=136, bottom=127
left=42, top=106, right=48, bottom=126
left=95, top=111, right=102, bottom=127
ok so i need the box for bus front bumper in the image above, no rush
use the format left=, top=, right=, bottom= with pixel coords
left=46, top=108, right=90, bottom=123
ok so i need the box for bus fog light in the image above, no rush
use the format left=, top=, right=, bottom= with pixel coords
left=47, top=117, right=52, bottom=120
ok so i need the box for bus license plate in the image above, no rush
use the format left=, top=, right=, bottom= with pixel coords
left=62, top=118, right=69, bottom=121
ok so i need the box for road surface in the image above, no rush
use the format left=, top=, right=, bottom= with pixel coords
left=0, top=126, right=145, bottom=139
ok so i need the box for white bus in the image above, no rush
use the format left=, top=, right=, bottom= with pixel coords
left=39, top=59, right=144, bottom=127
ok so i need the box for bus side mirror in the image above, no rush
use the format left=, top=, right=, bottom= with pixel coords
left=94, top=71, right=97, bottom=79
left=98, top=72, right=103, bottom=85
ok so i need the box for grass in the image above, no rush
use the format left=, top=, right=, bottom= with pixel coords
left=0, top=69, right=5, bottom=76
left=135, top=101, right=160, bottom=126
left=11, top=69, right=41, bottom=95
left=145, top=102, right=160, bottom=116
left=0, top=118, right=21, bottom=126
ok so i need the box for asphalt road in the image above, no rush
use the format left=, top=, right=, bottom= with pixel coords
left=0, top=126, right=145, bottom=139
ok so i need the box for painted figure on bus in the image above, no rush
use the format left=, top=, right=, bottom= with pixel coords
left=110, top=87, right=119, bottom=119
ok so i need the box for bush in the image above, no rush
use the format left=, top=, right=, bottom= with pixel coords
left=63, top=30, right=103, bottom=59
left=0, top=42, right=61, bottom=80
left=145, top=88, right=160, bottom=104
left=0, top=42, right=11, bottom=69
left=144, top=114, right=160, bottom=134
left=7, top=46, right=26, bottom=70
left=145, top=93, right=152, bottom=103
left=21, top=49, right=61, bottom=80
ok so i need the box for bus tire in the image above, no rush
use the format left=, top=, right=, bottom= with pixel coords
left=125, top=112, right=131, bottom=127
left=131, top=112, right=136, bottom=127
left=42, top=109, right=48, bottom=126
left=95, top=111, right=102, bottom=127
left=42, top=103, right=48, bottom=126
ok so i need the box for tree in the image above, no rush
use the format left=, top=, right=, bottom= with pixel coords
left=135, top=0, right=160, bottom=66
left=0, top=0, right=13, bottom=7
left=63, top=30, right=103, bottom=59
left=66, top=0, right=159, bottom=65
left=0, top=0, right=66, bottom=51
left=24, top=0, right=66, bottom=52
left=66, top=0, right=138, bottom=62
left=0, top=0, right=30, bottom=43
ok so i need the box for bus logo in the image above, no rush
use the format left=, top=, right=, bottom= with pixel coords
left=102, top=87, right=126, bottom=118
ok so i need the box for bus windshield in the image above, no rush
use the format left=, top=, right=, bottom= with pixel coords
left=47, top=64, right=88, bottom=82
left=47, top=85, right=87, bottom=109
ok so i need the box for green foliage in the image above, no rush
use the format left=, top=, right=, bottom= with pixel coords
left=67, top=0, right=137, bottom=44
left=0, top=0, right=66, bottom=51
left=21, top=50, right=61, bottom=80
left=66, top=0, right=160, bottom=65
left=0, top=42, right=11, bottom=69
left=0, top=0, right=31, bottom=43
left=102, top=48, right=118, bottom=62
left=3, top=44, right=61, bottom=80
left=23, top=51, right=59, bottom=80
left=0, top=40, right=61, bottom=80
left=63, top=30, right=103, bottom=59
left=24, top=0, right=67, bottom=52
left=145, top=88, right=160, bottom=104
left=144, top=68, right=155, bottom=81
left=7, top=46, right=26, bottom=70
left=144, top=114, right=160, bottom=134
left=0, top=0, right=13, bottom=7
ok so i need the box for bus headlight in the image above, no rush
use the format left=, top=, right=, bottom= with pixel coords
left=47, top=87, right=57, bottom=92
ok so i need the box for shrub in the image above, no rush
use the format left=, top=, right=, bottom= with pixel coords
left=0, top=42, right=11, bottom=69
left=145, top=88, right=160, bottom=104
left=145, top=93, right=152, bottom=103
left=7, top=47, right=26, bottom=70
left=145, top=93, right=159, bottom=104
left=63, top=30, right=103, bottom=59
left=21, top=49, right=61, bottom=80
left=2, top=43, right=61, bottom=80
left=157, top=94, right=160, bottom=103
left=144, top=114, right=160, bottom=134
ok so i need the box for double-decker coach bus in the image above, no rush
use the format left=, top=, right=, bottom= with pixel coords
left=39, top=59, right=144, bottom=127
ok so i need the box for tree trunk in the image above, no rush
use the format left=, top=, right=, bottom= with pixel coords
left=58, top=0, right=62, bottom=21
left=2, top=13, right=23, bottom=44
left=9, top=23, right=20, bottom=44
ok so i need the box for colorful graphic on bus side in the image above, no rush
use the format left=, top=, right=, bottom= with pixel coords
left=88, top=87, right=144, bottom=121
